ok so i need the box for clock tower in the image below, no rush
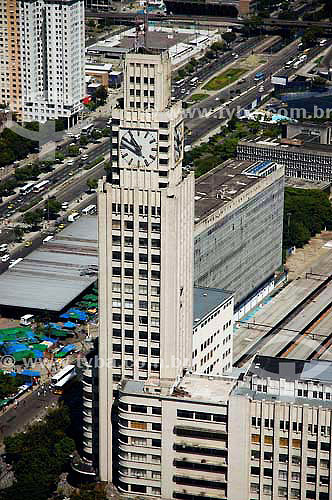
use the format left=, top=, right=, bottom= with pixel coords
left=98, top=48, right=194, bottom=482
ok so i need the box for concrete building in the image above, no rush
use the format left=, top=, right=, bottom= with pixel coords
left=285, top=121, right=332, bottom=146
left=115, top=355, right=332, bottom=500
left=229, top=355, right=332, bottom=500
left=19, top=0, right=85, bottom=124
left=0, top=0, right=22, bottom=118
left=193, top=159, right=285, bottom=317
left=97, top=47, right=194, bottom=482
left=193, top=287, right=233, bottom=376
left=237, top=137, right=332, bottom=182
left=85, top=63, right=113, bottom=89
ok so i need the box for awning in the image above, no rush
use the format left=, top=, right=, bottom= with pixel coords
left=21, top=369, right=41, bottom=377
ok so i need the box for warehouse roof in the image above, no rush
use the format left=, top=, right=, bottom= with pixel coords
left=0, top=216, right=98, bottom=312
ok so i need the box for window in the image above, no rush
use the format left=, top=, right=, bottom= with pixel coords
left=306, top=474, right=316, bottom=483
left=251, top=434, right=260, bottom=444
left=264, top=468, right=273, bottom=478
left=307, top=457, right=316, bottom=467
left=264, top=436, right=273, bottom=445
left=124, top=284, right=133, bottom=294
left=279, top=454, right=288, bottom=463
left=152, top=286, right=160, bottom=295
left=152, top=439, right=161, bottom=447
left=320, top=475, right=329, bottom=485
left=152, top=422, right=161, bottom=431
left=130, top=421, right=147, bottom=430
left=131, top=405, right=147, bottom=413
left=263, top=485, right=272, bottom=495
left=264, top=451, right=272, bottom=461
left=280, top=437, right=288, bottom=447
left=139, top=285, right=147, bottom=295
left=251, top=466, right=260, bottom=476
left=151, top=487, right=161, bottom=495
left=308, top=441, right=317, bottom=450
left=321, top=442, right=329, bottom=451
left=152, top=407, right=162, bottom=415
left=290, top=489, right=300, bottom=498
left=292, top=439, right=301, bottom=449
left=124, top=300, right=133, bottom=309
left=131, top=453, right=146, bottom=462
left=252, top=450, right=260, bottom=460
left=112, top=298, right=121, bottom=308
left=292, top=472, right=300, bottom=481
left=177, top=409, right=193, bottom=419
left=292, top=456, right=300, bottom=465
left=278, top=487, right=287, bottom=497
left=139, top=300, right=148, bottom=310
left=131, top=484, right=146, bottom=493
left=250, top=483, right=259, bottom=494
left=131, top=437, right=147, bottom=446
left=279, top=470, right=288, bottom=480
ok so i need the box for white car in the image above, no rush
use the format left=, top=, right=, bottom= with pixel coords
left=1, top=254, right=10, bottom=263
left=258, top=85, right=264, bottom=93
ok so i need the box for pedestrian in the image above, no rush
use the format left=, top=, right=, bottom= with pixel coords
left=37, top=391, right=40, bottom=397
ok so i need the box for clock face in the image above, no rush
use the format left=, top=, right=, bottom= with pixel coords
left=119, top=128, right=158, bottom=167
left=174, top=122, right=183, bottom=163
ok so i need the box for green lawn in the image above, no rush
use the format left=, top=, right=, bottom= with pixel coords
left=189, top=93, right=209, bottom=102
left=203, top=68, right=247, bottom=91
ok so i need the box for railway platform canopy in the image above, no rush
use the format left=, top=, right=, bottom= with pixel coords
left=0, top=217, right=98, bottom=314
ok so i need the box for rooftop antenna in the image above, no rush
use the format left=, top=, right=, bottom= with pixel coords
left=144, top=0, right=149, bottom=49
left=134, top=0, right=149, bottom=51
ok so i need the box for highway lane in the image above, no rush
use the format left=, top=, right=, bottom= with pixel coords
left=184, top=41, right=321, bottom=145
left=86, top=10, right=332, bottom=30
left=172, top=36, right=264, bottom=100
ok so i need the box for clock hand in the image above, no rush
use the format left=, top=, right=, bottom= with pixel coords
left=128, top=130, right=141, bottom=152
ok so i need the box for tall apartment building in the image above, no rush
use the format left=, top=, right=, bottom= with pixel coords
left=20, top=0, right=85, bottom=123
left=97, top=48, right=194, bottom=482
left=193, top=159, right=285, bottom=318
left=0, top=0, right=85, bottom=123
left=0, top=0, right=22, bottom=118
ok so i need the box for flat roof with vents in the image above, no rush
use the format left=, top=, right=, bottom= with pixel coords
left=194, top=159, right=280, bottom=222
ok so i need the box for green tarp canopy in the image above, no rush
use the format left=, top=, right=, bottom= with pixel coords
left=0, top=328, right=31, bottom=335
left=12, top=350, right=33, bottom=362
left=54, top=351, right=68, bottom=358
left=83, top=294, right=97, bottom=300
left=0, top=399, right=9, bottom=408
left=50, top=330, right=68, bottom=338
left=31, top=344, right=48, bottom=351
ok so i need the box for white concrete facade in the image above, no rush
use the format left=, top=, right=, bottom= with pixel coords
left=98, top=49, right=194, bottom=483
left=193, top=288, right=234, bottom=376
left=19, top=0, right=85, bottom=123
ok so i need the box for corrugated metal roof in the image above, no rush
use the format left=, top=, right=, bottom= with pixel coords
left=0, top=216, right=98, bottom=312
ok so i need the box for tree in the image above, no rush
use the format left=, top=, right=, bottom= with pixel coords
left=86, top=178, right=98, bottom=191
left=23, top=209, right=43, bottom=229
left=13, top=226, right=25, bottom=242
left=221, top=32, right=236, bottom=45
left=67, top=145, right=80, bottom=157
left=80, top=135, right=89, bottom=146
left=211, top=41, right=224, bottom=52
left=302, top=27, right=324, bottom=48
left=95, top=85, right=108, bottom=104
left=44, top=198, right=61, bottom=219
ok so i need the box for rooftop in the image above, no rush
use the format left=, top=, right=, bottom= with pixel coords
left=285, top=177, right=331, bottom=191
left=194, top=159, right=280, bottom=222
left=0, top=216, right=98, bottom=312
left=239, top=137, right=332, bottom=155
left=194, top=287, right=233, bottom=327
left=247, top=355, right=332, bottom=384
left=172, top=373, right=237, bottom=404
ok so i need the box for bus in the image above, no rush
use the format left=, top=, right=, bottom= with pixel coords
left=175, top=78, right=185, bottom=86
left=20, top=182, right=35, bottom=195
left=190, top=77, right=199, bottom=86
left=319, top=39, right=327, bottom=47
left=51, top=365, right=76, bottom=394
left=81, top=123, right=94, bottom=135
left=82, top=204, right=96, bottom=216
left=254, top=71, right=265, bottom=82
left=33, top=180, right=50, bottom=193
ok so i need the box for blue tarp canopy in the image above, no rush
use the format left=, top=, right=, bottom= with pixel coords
left=21, top=370, right=41, bottom=377
left=61, top=344, right=76, bottom=353
left=32, top=350, right=44, bottom=358
left=45, top=323, right=61, bottom=330
left=63, top=321, right=76, bottom=329
left=59, top=313, right=70, bottom=319
left=41, top=336, right=55, bottom=343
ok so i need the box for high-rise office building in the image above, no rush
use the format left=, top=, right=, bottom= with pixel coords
left=0, top=0, right=85, bottom=123
left=97, top=48, right=194, bottom=482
